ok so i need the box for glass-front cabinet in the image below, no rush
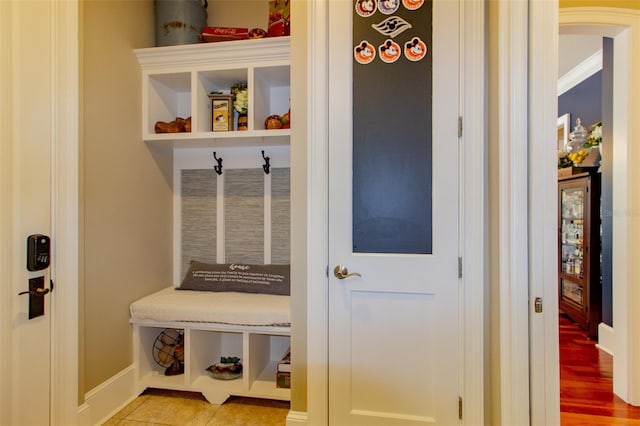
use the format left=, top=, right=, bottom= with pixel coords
left=558, top=170, right=601, bottom=339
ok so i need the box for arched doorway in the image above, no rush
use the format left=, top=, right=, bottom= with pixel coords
left=555, top=7, right=640, bottom=406
left=528, top=6, right=640, bottom=425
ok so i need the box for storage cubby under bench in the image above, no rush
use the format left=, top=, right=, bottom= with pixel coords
left=130, top=286, right=290, bottom=404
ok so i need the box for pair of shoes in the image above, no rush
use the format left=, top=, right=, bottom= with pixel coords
left=155, top=116, right=192, bottom=133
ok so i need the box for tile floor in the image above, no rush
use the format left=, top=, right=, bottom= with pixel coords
left=102, top=388, right=290, bottom=426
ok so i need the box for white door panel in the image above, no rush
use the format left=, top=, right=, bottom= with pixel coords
left=328, top=0, right=460, bottom=424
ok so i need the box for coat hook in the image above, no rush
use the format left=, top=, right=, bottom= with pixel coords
left=261, top=150, right=271, bottom=175
left=213, top=152, right=223, bottom=175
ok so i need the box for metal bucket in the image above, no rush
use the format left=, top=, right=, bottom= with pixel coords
left=155, top=0, right=207, bottom=47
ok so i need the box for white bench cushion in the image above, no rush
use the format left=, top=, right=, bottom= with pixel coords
left=130, top=286, right=290, bottom=327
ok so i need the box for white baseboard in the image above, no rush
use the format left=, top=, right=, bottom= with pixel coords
left=286, top=410, right=308, bottom=425
left=77, top=403, right=91, bottom=426
left=83, top=364, right=304, bottom=425
left=596, top=322, right=614, bottom=356
left=83, top=364, right=140, bottom=426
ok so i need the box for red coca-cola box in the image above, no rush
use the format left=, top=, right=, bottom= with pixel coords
left=199, top=26, right=249, bottom=43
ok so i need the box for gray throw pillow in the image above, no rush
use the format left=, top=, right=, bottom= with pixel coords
left=178, top=261, right=290, bottom=295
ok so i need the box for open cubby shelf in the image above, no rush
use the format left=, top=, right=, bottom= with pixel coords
left=133, top=37, right=292, bottom=403
left=133, top=323, right=290, bottom=403
left=136, top=37, right=291, bottom=148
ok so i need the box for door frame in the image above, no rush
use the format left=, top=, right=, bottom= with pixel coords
left=490, top=2, right=549, bottom=424
left=0, top=1, right=80, bottom=424
left=304, top=1, right=486, bottom=424
left=0, top=2, right=12, bottom=424
left=51, top=0, right=81, bottom=422
left=543, top=7, right=640, bottom=407
left=527, top=1, right=561, bottom=424
left=527, top=4, right=640, bottom=423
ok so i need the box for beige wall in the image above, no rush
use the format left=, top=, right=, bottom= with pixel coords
left=560, top=0, right=640, bottom=9
left=207, top=0, right=268, bottom=29
left=82, top=0, right=172, bottom=393
left=289, top=0, right=307, bottom=413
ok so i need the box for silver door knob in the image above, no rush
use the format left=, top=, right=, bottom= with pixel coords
left=333, top=265, right=362, bottom=279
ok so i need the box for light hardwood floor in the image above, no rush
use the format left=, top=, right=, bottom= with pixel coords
left=102, top=388, right=289, bottom=426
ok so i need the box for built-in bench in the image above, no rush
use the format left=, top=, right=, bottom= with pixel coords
left=130, top=162, right=292, bottom=403
left=130, top=286, right=291, bottom=403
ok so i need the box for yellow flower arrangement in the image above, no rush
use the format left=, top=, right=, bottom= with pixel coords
left=584, top=122, right=602, bottom=148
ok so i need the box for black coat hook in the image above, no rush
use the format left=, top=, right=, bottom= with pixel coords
left=213, top=152, right=223, bottom=175
left=261, top=150, right=271, bottom=174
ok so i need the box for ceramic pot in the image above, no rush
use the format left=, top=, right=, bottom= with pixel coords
left=237, top=113, right=248, bottom=131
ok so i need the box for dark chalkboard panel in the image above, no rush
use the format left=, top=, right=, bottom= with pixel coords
left=352, top=0, right=433, bottom=254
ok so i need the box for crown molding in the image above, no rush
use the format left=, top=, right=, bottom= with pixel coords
left=135, top=36, right=290, bottom=69
left=557, top=49, right=602, bottom=96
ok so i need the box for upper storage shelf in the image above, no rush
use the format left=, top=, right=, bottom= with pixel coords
left=135, top=37, right=290, bottom=148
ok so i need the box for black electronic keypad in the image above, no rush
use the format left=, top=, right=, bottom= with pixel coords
left=27, top=234, right=50, bottom=271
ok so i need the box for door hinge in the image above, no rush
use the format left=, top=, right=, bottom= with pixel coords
left=459, top=396, right=463, bottom=420
left=458, top=257, right=462, bottom=279
left=458, top=116, right=463, bottom=138
left=326, top=265, right=329, bottom=278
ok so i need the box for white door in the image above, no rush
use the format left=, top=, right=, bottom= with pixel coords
left=1, top=2, right=54, bottom=424
left=328, top=0, right=460, bottom=424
